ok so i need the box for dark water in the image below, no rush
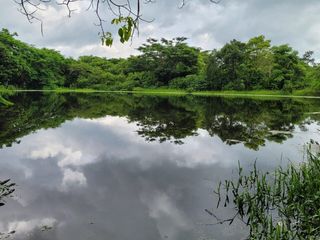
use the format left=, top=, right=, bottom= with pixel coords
left=1, top=92, right=320, bottom=240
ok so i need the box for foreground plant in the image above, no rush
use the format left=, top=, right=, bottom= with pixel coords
left=214, top=143, right=320, bottom=239
left=0, top=96, right=13, bottom=106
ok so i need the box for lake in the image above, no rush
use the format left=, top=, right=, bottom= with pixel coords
left=0, top=92, right=320, bottom=240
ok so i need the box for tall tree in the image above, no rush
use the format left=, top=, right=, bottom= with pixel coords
left=206, top=39, right=247, bottom=90
left=271, top=45, right=304, bottom=91
left=131, top=37, right=200, bottom=86
left=244, top=35, right=273, bottom=89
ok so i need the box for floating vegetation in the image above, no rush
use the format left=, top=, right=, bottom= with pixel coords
left=40, top=225, right=53, bottom=232
left=0, top=180, right=16, bottom=239
left=0, top=230, right=16, bottom=239
left=214, top=143, right=320, bottom=239
left=0, top=179, right=15, bottom=207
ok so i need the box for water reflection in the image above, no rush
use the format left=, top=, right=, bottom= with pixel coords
left=0, top=93, right=320, bottom=239
left=0, top=179, right=16, bottom=239
left=0, top=179, right=15, bottom=207
left=1, top=93, right=320, bottom=150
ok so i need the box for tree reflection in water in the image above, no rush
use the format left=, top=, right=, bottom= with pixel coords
left=0, top=92, right=320, bottom=239
left=0, top=92, right=320, bottom=150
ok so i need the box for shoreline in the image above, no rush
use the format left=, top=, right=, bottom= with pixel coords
left=1, top=88, right=320, bottom=99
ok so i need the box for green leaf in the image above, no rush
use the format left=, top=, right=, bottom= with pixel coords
left=118, top=28, right=124, bottom=38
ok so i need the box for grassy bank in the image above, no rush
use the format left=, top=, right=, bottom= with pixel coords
left=1, top=87, right=320, bottom=99
left=131, top=88, right=320, bottom=98
left=0, top=86, right=15, bottom=106
left=192, top=89, right=320, bottom=99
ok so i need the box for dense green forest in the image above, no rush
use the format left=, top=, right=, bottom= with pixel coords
left=1, top=28, right=320, bottom=93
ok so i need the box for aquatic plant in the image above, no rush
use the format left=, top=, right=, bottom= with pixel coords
left=0, top=179, right=15, bottom=207
left=0, top=95, right=13, bottom=106
left=214, top=143, right=320, bottom=239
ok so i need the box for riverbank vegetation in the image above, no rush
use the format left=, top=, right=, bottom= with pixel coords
left=215, top=144, right=320, bottom=239
left=1, top=29, right=320, bottom=95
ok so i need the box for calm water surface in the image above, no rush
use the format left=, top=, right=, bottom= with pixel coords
left=1, top=93, right=320, bottom=240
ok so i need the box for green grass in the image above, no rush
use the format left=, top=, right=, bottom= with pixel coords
left=132, top=88, right=320, bottom=99
left=0, top=86, right=15, bottom=106
left=192, top=90, right=320, bottom=99
left=2, top=87, right=320, bottom=99
left=0, top=86, right=15, bottom=93
left=132, top=88, right=189, bottom=96
left=0, top=95, right=13, bottom=106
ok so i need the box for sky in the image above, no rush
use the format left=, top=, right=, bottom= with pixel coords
left=1, top=0, right=320, bottom=59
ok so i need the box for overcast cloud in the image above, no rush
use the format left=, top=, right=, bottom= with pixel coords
left=1, top=0, right=320, bottom=58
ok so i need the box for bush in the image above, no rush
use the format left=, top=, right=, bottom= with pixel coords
left=169, top=74, right=206, bottom=91
left=223, top=80, right=246, bottom=91
left=282, top=80, right=294, bottom=94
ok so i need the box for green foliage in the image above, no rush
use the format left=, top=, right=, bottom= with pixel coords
left=270, top=45, right=304, bottom=90
left=1, top=92, right=318, bottom=150
left=130, top=37, right=200, bottom=86
left=302, top=58, right=320, bottom=94
left=169, top=74, right=207, bottom=91
left=206, top=36, right=309, bottom=92
left=102, top=17, right=137, bottom=46
left=1, top=28, right=320, bottom=94
left=0, top=95, right=13, bottom=106
left=215, top=144, right=320, bottom=239
left=0, top=29, right=67, bottom=89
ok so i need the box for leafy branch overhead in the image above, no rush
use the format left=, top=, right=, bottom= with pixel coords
left=15, top=0, right=220, bottom=46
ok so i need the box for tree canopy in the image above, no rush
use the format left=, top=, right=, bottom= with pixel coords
left=1, top=28, right=320, bottom=94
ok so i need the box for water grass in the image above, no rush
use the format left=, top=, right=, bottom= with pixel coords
left=0, top=95, right=13, bottom=106
left=214, top=142, right=320, bottom=239
left=0, top=179, right=15, bottom=207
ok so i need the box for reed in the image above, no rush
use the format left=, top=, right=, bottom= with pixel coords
left=215, top=143, right=320, bottom=239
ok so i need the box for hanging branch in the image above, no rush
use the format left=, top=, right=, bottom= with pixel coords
left=15, top=0, right=221, bottom=46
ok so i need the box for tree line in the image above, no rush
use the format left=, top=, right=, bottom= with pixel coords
left=1, top=28, right=320, bottom=93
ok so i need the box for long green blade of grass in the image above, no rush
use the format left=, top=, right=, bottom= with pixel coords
left=0, top=95, right=13, bottom=106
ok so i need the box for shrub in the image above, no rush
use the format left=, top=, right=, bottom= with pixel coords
left=169, top=74, right=206, bottom=91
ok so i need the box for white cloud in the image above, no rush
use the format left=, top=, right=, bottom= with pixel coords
left=57, top=149, right=83, bottom=168
left=29, top=143, right=89, bottom=191
left=30, top=144, right=88, bottom=167
left=5, top=218, right=57, bottom=235
left=30, top=144, right=62, bottom=159
left=140, top=190, right=191, bottom=238
left=1, top=1, right=320, bottom=58
left=61, top=168, right=87, bottom=190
